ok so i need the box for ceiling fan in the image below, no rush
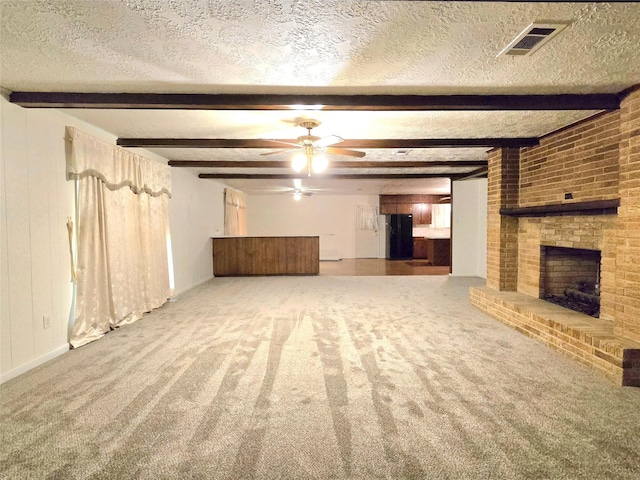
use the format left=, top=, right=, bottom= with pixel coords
left=262, top=120, right=366, bottom=176
left=271, top=179, right=325, bottom=200
left=291, top=179, right=312, bottom=201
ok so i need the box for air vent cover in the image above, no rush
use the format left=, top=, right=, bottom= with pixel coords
left=394, top=149, right=412, bottom=156
left=498, top=22, right=569, bottom=57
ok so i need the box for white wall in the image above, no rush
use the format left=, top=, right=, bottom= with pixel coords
left=1, top=95, right=223, bottom=382
left=246, top=194, right=381, bottom=259
left=169, top=171, right=225, bottom=295
left=451, top=178, right=487, bottom=277
left=1, top=95, right=116, bottom=381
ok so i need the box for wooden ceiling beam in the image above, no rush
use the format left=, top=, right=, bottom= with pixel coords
left=119, top=138, right=538, bottom=148
left=199, top=173, right=455, bottom=180
left=453, top=167, right=489, bottom=181
left=169, top=160, right=487, bottom=168
left=11, top=92, right=620, bottom=111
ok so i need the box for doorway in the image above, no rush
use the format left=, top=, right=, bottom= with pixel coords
left=356, top=205, right=380, bottom=258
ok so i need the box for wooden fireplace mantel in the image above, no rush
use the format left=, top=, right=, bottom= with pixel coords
left=500, top=199, right=620, bottom=217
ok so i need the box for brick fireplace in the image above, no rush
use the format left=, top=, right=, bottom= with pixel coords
left=517, top=215, right=615, bottom=318
left=470, top=86, right=640, bottom=386
left=541, top=246, right=601, bottom=317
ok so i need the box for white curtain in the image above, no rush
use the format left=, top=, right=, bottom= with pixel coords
left=66, top=126, right=172, bottom=348
left=357, top=205, right=379, bottom=231
left=224, top=188, right=247, bottom=236
left=431, top=203, right=451, bottom=229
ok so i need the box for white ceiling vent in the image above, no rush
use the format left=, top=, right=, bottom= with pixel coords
left=498, top=22, right=569, bottom=57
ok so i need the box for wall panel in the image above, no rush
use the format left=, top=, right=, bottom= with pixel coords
left=1, top=95, right=217, bottom=381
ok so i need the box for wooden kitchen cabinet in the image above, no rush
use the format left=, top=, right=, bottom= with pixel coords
left=379, top=203, right=396, bottom=214
left=425, top=238, right=451, bottom=266
left=379, top=196, right=395, bottom=214
left=412, top=237, right=450, bottom=264
left=411, top=203, right=432, bottom=225
left=396, top=203, right=412, bottom=214
left=380, top=196, right=412, bottom=215
left=413, top=238, right=429, bottom=259
left=380, top=194, right=448, bottom=221
left=380, top=203, right=412, bottom=215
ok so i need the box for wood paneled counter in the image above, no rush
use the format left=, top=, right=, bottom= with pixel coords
left=212, top=236, right=319, bottom=276
left=412, top=237, right=450, bottom=265
left=425, top=238, right=451, bottom=266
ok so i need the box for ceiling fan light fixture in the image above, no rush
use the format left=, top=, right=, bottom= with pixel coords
left=284, top=120, right=360, bottom=175
left=291, top=153, right=307, bottom=172
left=312, top=154, right=328, bottom=173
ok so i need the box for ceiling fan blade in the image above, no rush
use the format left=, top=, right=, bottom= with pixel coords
left=260, top=148, right=299, bottom=156
left=263, top=139, right=302, bottom=148
left=314, top=135, right=343, bottom=148
left=324, top=147, right=366, bottom=158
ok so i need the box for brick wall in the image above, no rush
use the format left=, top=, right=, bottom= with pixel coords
left=520, top=111, right=620, bottom=207
left=615, top=88, right=640, bottom=342
left=486, top=148, right=519, bottom=291
left=516, top=218, right=542, bottom=297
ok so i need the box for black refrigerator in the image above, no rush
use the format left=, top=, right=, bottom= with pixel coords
left=386, top=214, right=413, bottom=259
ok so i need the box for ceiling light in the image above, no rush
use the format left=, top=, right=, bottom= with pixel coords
left=291, top=153, right=307, bottom=172
left=293, top=190, right=302, bottom=201
left=291, top=144, right=329, bottom=176
left=312, top=154, right=328, bottom=173
left=284, top=120, right=357, bottom=176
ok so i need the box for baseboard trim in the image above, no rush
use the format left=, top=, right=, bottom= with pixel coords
left=172, top=275, right=214, bottom=298
left=0, top=343, right=70, bottom=385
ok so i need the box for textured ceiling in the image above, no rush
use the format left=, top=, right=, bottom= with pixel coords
left=141, top=147, right=489, bottom=163
left=3, top=1, right=639, bottom=94
left=1, top=0, right=639, bottom=195
left=58, top=109, right=600, bottom=139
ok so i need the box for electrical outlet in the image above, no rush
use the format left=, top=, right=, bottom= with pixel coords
left=43, top=315, right=52, bottom=329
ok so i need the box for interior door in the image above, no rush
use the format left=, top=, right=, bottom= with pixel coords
left=356, top=205, right=380, bottom=258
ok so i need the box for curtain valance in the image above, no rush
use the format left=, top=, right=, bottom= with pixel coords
left=65, top=126, right=171, bottom=197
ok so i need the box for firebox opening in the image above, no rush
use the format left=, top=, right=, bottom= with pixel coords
left=540, top=246, right=601, bottom=317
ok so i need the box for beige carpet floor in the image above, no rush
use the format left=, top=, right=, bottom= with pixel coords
left=2, top=275, right=640, bottom=479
